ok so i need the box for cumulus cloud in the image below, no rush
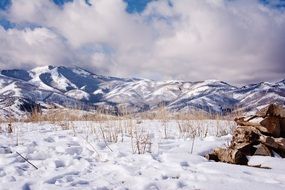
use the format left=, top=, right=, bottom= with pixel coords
left=0, top=0, right=284, bottom=85
left=0, top=26, right=78, bottom=69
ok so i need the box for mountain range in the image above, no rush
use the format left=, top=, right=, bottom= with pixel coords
left=0, top=65, right=284, bottom=117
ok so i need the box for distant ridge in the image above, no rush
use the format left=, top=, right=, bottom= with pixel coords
left=0, top=65, right=284, bottom=117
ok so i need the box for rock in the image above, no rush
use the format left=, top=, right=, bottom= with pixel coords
left=231, top=126, right=260, bottom=149
left=266, top=104, right=285, bottom=117
left=260, top=117, right=280, bottom=137
left=207, top=104, right=285, bottom=165
left=254, top=144, right=272, bottom=156
left=234, top=117, right=270, bottom=134
left=205, top=153, right=219, bottom=162
left=257, top=104, right=285, bottom=118
left=212, top=147, right=248, bottom=165
left=280, top=118, right=285, bottom=138
left=259, top=135, right=285, bottom=157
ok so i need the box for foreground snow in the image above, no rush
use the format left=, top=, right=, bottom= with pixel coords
left=0, top=120, right=285, bottom=190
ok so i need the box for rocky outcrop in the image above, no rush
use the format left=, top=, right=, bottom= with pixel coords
left=207, top=104, right=285, bottom=165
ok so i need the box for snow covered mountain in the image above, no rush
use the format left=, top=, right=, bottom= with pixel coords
left=0, top=65, right=284, bottom=117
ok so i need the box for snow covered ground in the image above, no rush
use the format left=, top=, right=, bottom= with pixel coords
left=1, top=120, right=285, bottom=190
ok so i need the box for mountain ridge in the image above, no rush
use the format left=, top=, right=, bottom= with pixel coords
left=0, top=65, right=284, bottom=117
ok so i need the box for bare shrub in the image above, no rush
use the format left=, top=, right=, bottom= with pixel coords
left=58, top=121, right=77, bottom=136
left=155, top=106, right=170, bottom=139
left=131, top=129, right=152, bottom=154
left=177, top=120, right=194, bottom=139
left=99, top=125, right=119, bottom=144
left=7, top=122, right=13, bottom=133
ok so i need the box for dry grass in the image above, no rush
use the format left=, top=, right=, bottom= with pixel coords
left=14, top=103, right=245, bottom=124
left=177, top=120, right=199, bottom=139
left=1, top=106, right=238, bottom=155
left=23, top=108, right=116, bottom=123
left=136, top=106, right=243, bottom=121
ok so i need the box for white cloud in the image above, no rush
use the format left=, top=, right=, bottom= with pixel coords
left=0, top=0, right=284, bottom=84
left=0, top=26, right=77, bottom=69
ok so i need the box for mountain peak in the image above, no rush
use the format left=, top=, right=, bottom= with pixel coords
left=278, top=79, right=285, bottom=84
left=0, top=65, right=284, bottom=116
left=30, top=65, right=55, bottom=73
left=0, top=69, right=32, bottom=81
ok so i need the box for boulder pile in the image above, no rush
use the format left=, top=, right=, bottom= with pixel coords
left=207, top=104, right=285, bottom=165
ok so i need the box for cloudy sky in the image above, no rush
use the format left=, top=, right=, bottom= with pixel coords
left=0, top=0, right=284, bottom=85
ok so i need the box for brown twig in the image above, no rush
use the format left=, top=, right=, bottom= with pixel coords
left=16, top=151, right=38, bottom=170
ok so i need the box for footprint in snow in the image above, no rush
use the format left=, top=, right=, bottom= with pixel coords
left=44, top=137, right=55, bottom=143
left=54, top=160, right=65, bottom=168
left=65, top=146, right=83, bottom=155
left=180, top=161, right=189, bottom=167
left=45, top=171, right=80, bottom=184
left=0, top=146, right=12, bottom=154
left=22, top=183, right=31, bottom=190
left=158, top=141, right=179, bottom=150
left=70, top=180, right=89, bottom=186
left=145, top=183, right=160, bottom=190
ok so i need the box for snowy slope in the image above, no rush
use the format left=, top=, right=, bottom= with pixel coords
left=0, top=66, right=284, bottom=116
left=1, top=120, right=285, bottom=189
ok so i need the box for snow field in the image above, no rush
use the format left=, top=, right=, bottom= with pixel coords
left=0, top=120, right=285, bottom=190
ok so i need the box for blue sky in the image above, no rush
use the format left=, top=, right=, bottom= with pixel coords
left=0, top=0, right=151, bottom=13
left=0, top=0, right=284, bottom=30
left=0, top=0, right=284, bottom=12
left=0, top=0, right=151, bottom=29
left=0, top=0, right=11, bottom=10
left=0, top=0, right=284, bottom=84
